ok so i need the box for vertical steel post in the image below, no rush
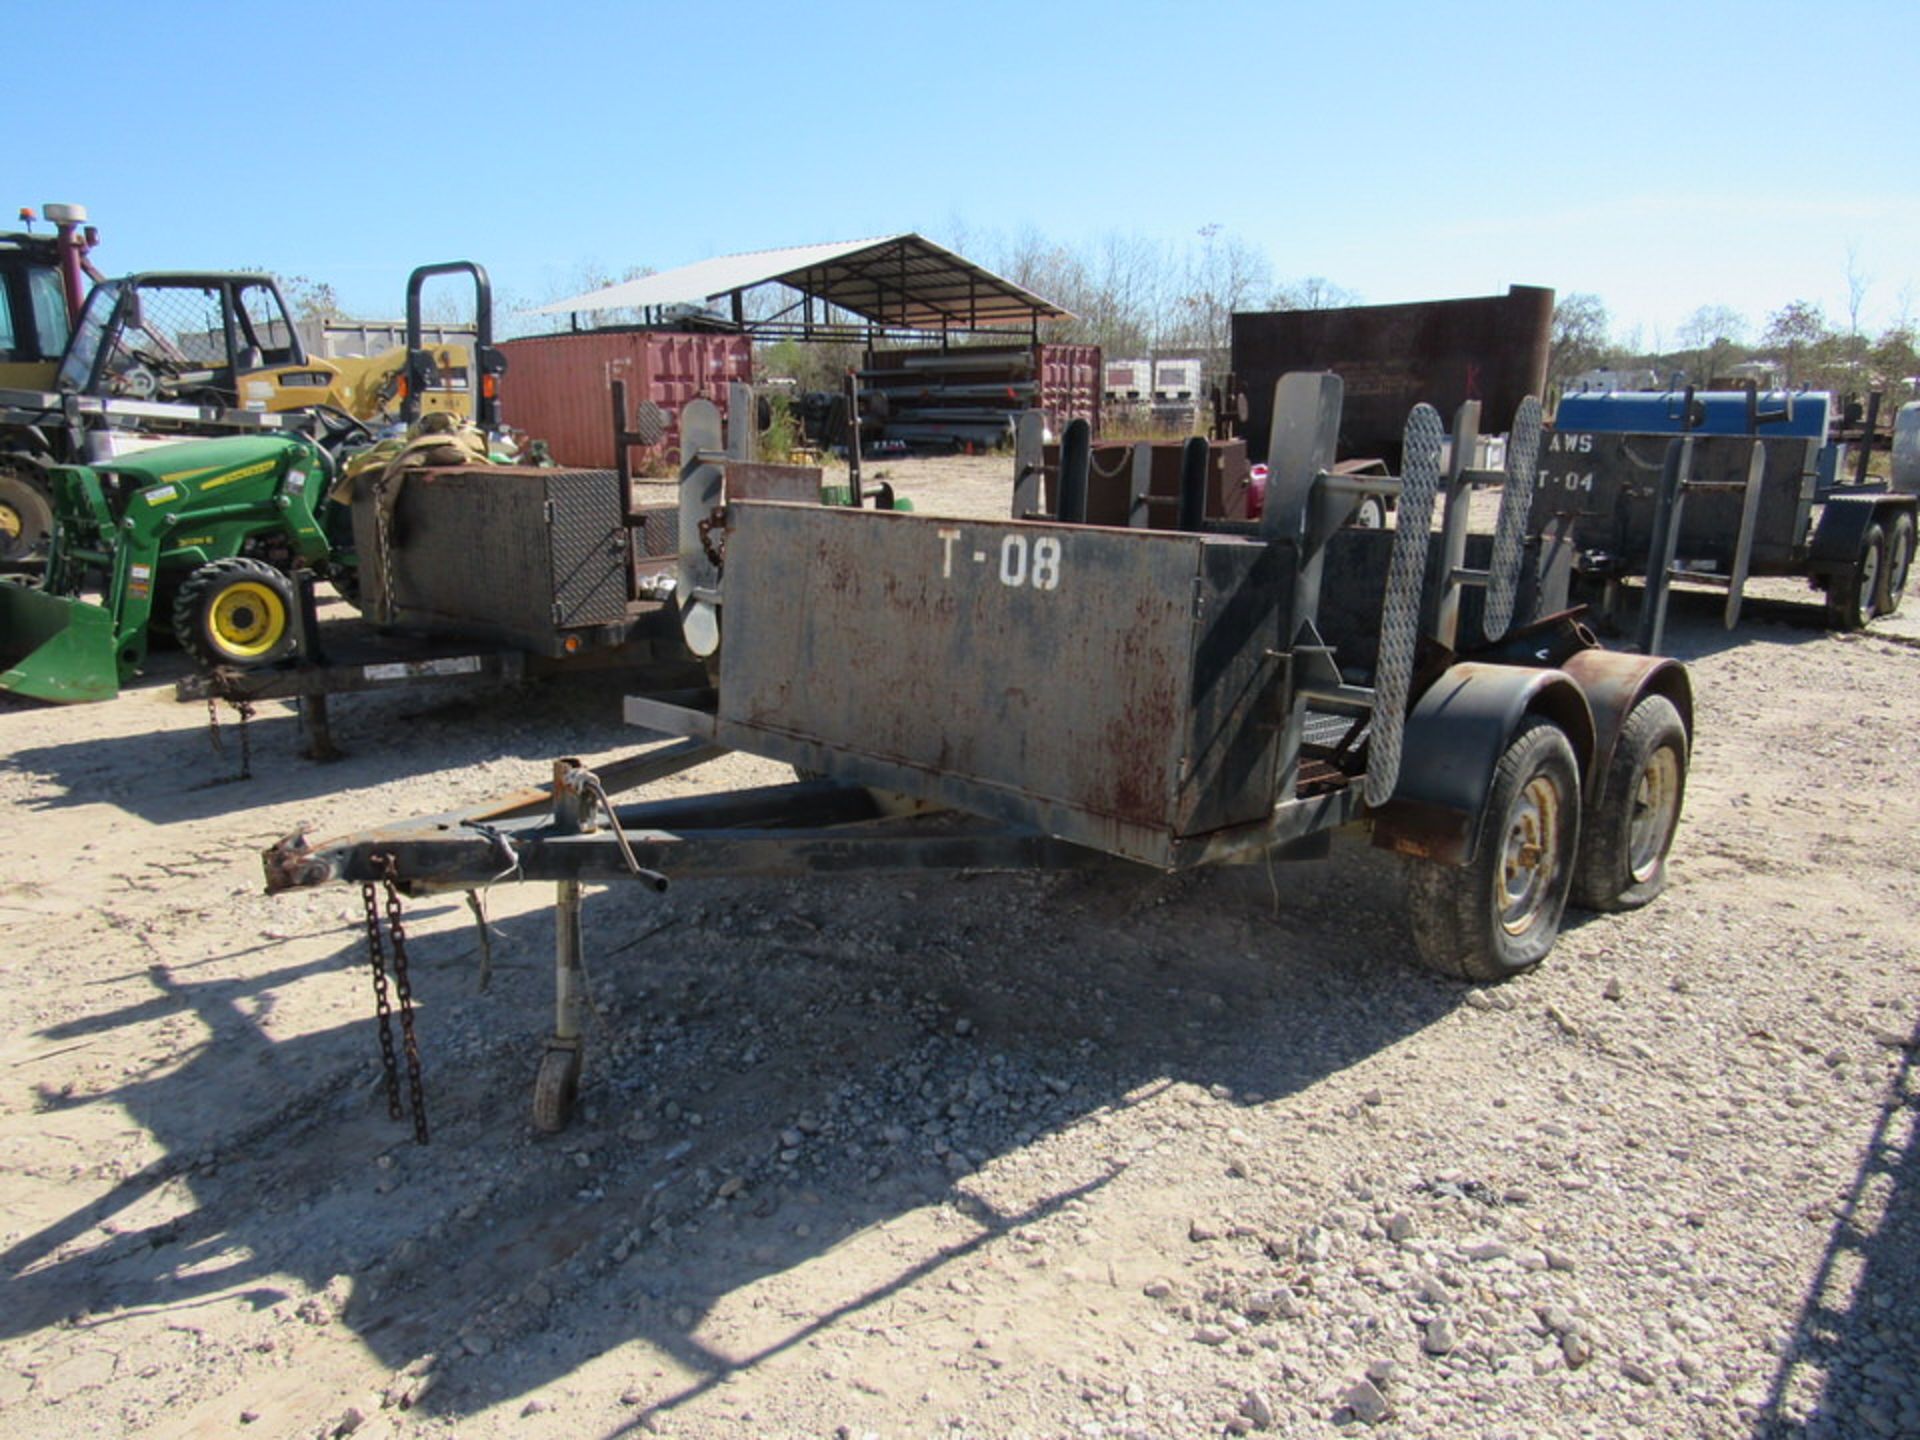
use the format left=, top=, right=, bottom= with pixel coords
left=548, top=758, right=592, bottom=1050
left=843, top=370, right=862, bottom=500
left=1176, top=435, right=1209, bottom=532
left=1263, top=374, right=1345, bottom=805
left=1431, top=401, right=1481, bottom=648
left=727, top=381, right=755, bottom=463
left=610, top=378, right=632, bottom=489
left=1011, top=412, right=1045, bottom=519
left=1128, top=442, right=1153, bottom=527
left=1057, top=418, right=1091, bottom=524
left=1636, top=437, right=1690, bottom=656
left=553, top=880, right=584, bottom=1044
left=1856, top=392, right=1881, bottom=487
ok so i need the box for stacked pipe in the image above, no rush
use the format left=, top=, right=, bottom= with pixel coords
left=861, top=344, right=1100, bottom=451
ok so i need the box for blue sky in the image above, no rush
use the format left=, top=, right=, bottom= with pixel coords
left=11, top=0, right=1917, bottom=344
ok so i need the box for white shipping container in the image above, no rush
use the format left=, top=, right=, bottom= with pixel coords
left=1104, top=359, right=1150, bottom=400
left=1153, top=358, right=1202, bottom=401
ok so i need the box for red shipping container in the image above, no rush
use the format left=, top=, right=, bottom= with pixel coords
left=498, top=331, right=755, bottom=470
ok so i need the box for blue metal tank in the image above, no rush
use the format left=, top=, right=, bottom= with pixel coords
left=1553, top=390, right=1831, bottom=440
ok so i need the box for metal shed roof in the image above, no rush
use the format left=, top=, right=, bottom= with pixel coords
left=531, top=233, right=1069, bottom=330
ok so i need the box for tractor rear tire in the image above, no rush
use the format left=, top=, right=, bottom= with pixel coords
left=1877, top=512, right=1914, bottom=618
left=0, top=470, right=53, bottom=566
left=1404, top=717, right=1581, bottom=983
left=1825, top=523, right=1884, bottom=631
left=174, top=557, right=299, bottom=669
left=1570, top=694, right=1688, bottom=913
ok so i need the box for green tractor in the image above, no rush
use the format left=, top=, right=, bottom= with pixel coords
left=0, top=431, right=349, bottom=702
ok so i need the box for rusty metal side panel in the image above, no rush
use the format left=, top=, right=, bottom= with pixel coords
left=1532, top=431, right=1816, bottom=571
left=498, top=331, right=753, bottom=469
left=715, top=506, right=1280, bottom=865
left=1232, top=287, right=1552, bottom=466
left=1175, top=538, right=1291, bottom=835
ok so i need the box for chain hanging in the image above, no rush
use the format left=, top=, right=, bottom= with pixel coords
left=360, top=852, right=429, bottom=1144
left=203, top=687, right=256, bottom=781
left=360, top=872, right=404, bottom=1122
left=382, top=854, right=429, bottom=1144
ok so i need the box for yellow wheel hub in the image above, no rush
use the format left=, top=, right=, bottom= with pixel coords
left=209, top=581, right=287, bottom=658
left=0, top=503, right=21, bottom=543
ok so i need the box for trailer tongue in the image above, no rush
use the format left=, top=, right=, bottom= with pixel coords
left=266, top=377, right=1695, bottom=1135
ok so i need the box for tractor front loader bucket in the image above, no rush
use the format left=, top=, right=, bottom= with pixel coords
left=0, top=583, right=123, bottom=703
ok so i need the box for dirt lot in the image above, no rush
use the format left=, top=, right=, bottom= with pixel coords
left=2, top=456, right=1917, bottom=1439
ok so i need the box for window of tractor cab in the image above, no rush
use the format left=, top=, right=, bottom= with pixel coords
left=235, top=283, right=299, bottom=366
left=56, top=280, right=119, bottom=389
left=28, top=266, right=70, bottom=357
left=0, top=279, right=16, bottom=356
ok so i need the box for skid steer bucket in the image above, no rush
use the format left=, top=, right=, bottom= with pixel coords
left=0, top=583, right=122, bottom=703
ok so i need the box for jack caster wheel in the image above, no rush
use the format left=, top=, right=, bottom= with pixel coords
left=532, top=1043, right=582, bottom=1133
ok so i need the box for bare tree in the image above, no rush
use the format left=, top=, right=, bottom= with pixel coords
left=1845, top=242, right=1872, bottom=341
left=1272, top=276, right=1360, bottom=310
left=1176, top=223, right=1272, bottom=366
left=1675, top=304, right=1748, bottom=384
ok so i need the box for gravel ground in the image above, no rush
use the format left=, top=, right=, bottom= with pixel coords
left=1, top=454, right=1916, bottom=1439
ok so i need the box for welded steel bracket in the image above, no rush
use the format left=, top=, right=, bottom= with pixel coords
left=1011, top=410, right=1045, bottom=519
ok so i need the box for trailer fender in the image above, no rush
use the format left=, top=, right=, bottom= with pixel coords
left=1369, top=661, right=1595, bottom=866
left=1807, top=493, right=1893, bottom=568
left=1557, top=650, right=1692, bottom=805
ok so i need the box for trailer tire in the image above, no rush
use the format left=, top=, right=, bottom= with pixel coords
left=1404, top=717, right=1580, bottom=983
left=1571, top=694, right=1687, bottom=912
left=1877, top=512, right=1913, bottom=618
left=0, top=469, right=53, bottom=565
left=174, top=557, right=299, bottom=669
left=1824, top=523, right=1884, bottom=631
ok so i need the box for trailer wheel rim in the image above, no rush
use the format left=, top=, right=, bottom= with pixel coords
left=1498, top=774, right=1563, bottom=936
left=0, top=503, right=19, bottom=544
left=209, top=581, right=287, bottom=658
left=1859, top=542, right=1881, bottom=618
left=1627, top=746, right=1682, bottom=884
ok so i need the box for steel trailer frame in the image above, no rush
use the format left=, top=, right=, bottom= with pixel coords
left=1534, top=385, right=1918, bottom=649
left=267, top=375, right=1694, bottom=1134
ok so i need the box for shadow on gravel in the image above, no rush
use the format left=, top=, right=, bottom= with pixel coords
left=1, top=836, right=1471, bottom=1427
left=0, top=672, right=640, bottom=824
left=1578, top=584, right=1845, bottom=663
left=1755, top=1009, right=1920, bottom=1439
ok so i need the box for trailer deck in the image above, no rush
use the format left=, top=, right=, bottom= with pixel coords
left=267, top=379, right=1697, bottom=1135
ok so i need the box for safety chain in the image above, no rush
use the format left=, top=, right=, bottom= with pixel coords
left=360, top=852, right=429, bottom=1143
left=374, top=476, right=399, bottom=627
left=360, top=872, right=403, bottom=1122
left=697, top=506, right=728, bottom=569
left=204, top=688, right=256, bottom=781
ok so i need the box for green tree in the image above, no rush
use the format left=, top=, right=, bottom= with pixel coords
left=1763, top=300, right=1831, bottom=387
left=1548, top=293, right=1613, bottom=393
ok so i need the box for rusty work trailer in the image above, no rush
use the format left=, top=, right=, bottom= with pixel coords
left=266, top=377, right=1695, bottom=1134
